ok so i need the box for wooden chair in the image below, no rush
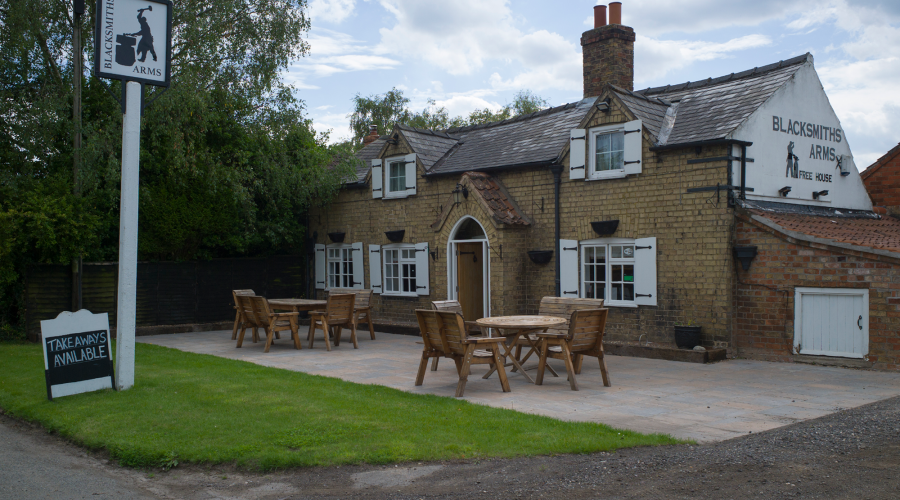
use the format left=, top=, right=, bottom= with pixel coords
left=328, top=288, right=375, bottom=340
left=514, top=297, right=606, bottom=374
left=414, top=309, right=510, bottom=398
left=236, top=296, right=300, bottom=353
left=308, top=293, right=357, bottom=351
left=535, top=308, right=610, bottom=390
left=429, top=300, right=481, bottom=371
left=231, top=289, right=256, bottom=340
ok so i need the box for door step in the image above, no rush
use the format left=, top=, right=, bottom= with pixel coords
left=792, top=354, right=874, bottom=369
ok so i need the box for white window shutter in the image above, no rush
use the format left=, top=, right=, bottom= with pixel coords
left=351, top=242, right=364, bottom=289
left=404, top=154, right=417, bottom=196
left=371, top=159, right=383, bottom=199
left=560, top=239, right=579, bottom=297
left=415, top=242, right=429, bottom=295
left=569, top=129, right=586, bottom=180
left=368, top=244, right=382, bottom=294
left=634, top=237, right=657, bottom=306
left=624, top=119, right=643, bottom=175
left=314, top=244, right=326, bottom=290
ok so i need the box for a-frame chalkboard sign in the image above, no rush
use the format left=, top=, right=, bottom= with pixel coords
left=41, top=310, right=116, bottom=401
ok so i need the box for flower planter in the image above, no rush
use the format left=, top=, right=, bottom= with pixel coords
left=327, top=232, right=345, bottom=243
left=385, top=230, right=405, bottom=242
left=674, top=325, right=702, bottom=349
left=590, top=220, right=619, bottom=236
left=527, top=250, right=553, bottom=264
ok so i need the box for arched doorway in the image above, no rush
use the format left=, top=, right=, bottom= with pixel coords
left=447, top=217, right=490, bottom=321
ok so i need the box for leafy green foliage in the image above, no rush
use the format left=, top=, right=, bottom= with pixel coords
left=0, top=342, right=683, bottom=468
left=348, top=88, right=550, bottom=147
left=0, top=0, right=354, bottom=338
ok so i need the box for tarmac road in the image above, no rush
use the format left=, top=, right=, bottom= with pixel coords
left=2, top=395, right=900, bottom=499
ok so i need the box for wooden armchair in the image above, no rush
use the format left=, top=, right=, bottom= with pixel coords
left=514, top=297, right=606, bottom=374
left=308, top=293, right=357, bottom=351
left=535, top=308, right=610, bottom=390
left=231, top=289, right=256, bottom=340
left=428, top=300, right=481, bottom=371
left=415, top=309, right=509, bottom=398
left=236, top=296, right=300, bottom=353
left=328, top=288, right=375, bottom=340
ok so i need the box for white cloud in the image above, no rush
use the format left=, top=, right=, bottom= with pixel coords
left=308, top=0, right=357, bottom=25
left=434, top=94, right=502, bottom=117
left=635, top=34, right=772, bottom=84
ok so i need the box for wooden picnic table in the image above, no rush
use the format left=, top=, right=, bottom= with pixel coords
left=475, top=315, right=567, bottom=384
left=267, top=298, right=327, bottom=313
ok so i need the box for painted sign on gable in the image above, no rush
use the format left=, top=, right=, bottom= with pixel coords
left=41, top=310, right=116, bottom=401
left=94, top=0, right=172, bottom=87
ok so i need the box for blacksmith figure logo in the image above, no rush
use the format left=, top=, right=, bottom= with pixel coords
left=115, top=5, right=157, bottom=67
left=786, top=141, right=799, bottom=179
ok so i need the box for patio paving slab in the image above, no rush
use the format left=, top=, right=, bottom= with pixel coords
left=137, top=330, right=900, bottom=443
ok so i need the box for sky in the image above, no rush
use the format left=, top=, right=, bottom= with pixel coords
left=286, top=0, right=900, bottom=169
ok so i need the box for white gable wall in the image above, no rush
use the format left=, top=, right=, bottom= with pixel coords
left=730, top=61, right=872, bottom=211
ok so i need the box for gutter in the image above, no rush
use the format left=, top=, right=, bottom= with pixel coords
left=649, top=138, right=752, bottom=152
left=423, top=159, right=558, bottom=178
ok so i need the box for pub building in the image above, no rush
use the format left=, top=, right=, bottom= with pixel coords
left=309, top=3, right=900, bottom=370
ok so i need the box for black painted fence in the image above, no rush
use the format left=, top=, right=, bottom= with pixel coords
left=26, top=256, right=306, bottom=337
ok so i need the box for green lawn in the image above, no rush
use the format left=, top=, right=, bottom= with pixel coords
left=0, top=342, right=682, bottom=469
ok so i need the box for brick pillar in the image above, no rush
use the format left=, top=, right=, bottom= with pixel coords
left=581, top=24, right=635, bottom=97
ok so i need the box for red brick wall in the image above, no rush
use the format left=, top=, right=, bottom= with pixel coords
left=862, top=145, right=900, bottom=211
left=734, top=217, right=900, bottom=370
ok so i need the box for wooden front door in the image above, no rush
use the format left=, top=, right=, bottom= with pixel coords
left=456, top=242, right=484, bottom=321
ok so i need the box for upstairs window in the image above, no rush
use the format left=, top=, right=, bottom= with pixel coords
left=592, top=130, right=625, bottom=175
left=383, top=154, right=417, bottom=198
left=388, top=160, right=406, bottom=195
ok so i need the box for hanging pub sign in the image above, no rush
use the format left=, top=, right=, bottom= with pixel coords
left=41, top=310, right=116, bottom=401
left=94, top=0, right=172, bottom=87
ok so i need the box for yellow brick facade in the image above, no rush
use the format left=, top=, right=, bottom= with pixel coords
left=311, top=93, right=738, bottom=347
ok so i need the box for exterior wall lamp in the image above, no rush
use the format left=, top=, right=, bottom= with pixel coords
left=779, top=186, right=791, bottom=197
left=813, top=190, right=829, bottom=200
left=836, top=155, right=850, bottom=177
left=452, top=183, right=469, bottom=205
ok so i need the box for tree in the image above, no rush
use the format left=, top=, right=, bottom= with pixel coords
left=348, top=88, right=550, bottom=146
left=0, top=0, right=354, bottom=339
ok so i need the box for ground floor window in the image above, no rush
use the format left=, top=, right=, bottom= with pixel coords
left=560, top=236, right=656, bottom=307
left=383, top=246, right=417, bottom=295
left=581, top=243, right=635, bottom=302
left=327, top=246, right=354, bottom=288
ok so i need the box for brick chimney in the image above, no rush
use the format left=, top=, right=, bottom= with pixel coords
left=582, top=2, right=635, bottom=97
left=362, top=124, right=380, bottom=146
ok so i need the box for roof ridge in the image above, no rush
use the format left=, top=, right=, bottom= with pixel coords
left=638, top=53, right=812, bottom=95
left=609, top=84, right=671, bottom=106
left=395, top=123, right=462, bottom=140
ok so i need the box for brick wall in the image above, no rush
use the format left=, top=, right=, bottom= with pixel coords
left=734, top=215, right=900, bottom=370
left=862, top=143, right=900, bottom=214
left=311, top=94, right=739, bottom=349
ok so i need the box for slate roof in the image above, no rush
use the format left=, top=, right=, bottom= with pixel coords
left=463, top=172, right=530, bottom=226
left=350, top=136, right=388, bottom=184
left=427, top=98, right=597, bottom=175
left=622, top=53, right=812, bottom=145
left=396, top=125, right=460, bottom=170
left=748, top=209, right=900, bottom=255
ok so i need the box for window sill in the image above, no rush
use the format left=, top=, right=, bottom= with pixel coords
left=605, top=301, right=638, bottom=308
left=381, top=292, right=418, bottom=298
left=587, top=170, right=627, bottom=181
left=383, top=192, right=410, bottom=199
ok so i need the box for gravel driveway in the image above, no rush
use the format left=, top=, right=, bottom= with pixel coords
left=3, top=394, right=899, bottom=499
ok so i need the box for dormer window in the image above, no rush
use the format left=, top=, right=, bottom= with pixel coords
left=373, top=153, right=417, bottom=199
left=387, top=159, right=407, bottom=197
left=569, top=119, right=643, bottom=181
left=591, top=128, right=625, bottom=177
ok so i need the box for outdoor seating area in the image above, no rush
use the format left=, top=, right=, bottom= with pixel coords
left=230, top=290, right=609, bottom=397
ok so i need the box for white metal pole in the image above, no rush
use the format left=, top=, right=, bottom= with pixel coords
left=115, top=81, right=142, bottom=391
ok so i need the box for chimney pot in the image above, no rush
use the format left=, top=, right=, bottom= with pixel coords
left=609, top=2, right=622, bottom=25
left=593, top=5, right=607, bottom=28
left=362, top=124, right=380, bottom=146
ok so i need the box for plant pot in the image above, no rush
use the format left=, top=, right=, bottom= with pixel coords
left=674, top=326, right=702, bottom=349
left=590, top=220, right=619, bottom=236
left=327, top=232, right=345, bottom=243
left=527, top=250, right=553, bottom=264
left=385, top=230, right=405, bottom=242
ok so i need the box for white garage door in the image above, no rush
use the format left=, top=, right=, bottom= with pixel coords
left=794, top=288, right=868, bottom=359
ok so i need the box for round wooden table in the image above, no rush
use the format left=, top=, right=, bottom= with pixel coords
left=267, top=298, right=327, bottom=313
left=475, top=315, right=567, bottom=383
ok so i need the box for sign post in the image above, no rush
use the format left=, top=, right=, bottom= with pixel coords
left=94, top=0, right=172, bottom=390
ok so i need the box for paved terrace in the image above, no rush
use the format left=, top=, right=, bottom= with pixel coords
left=138, top=330, right=900, bottom=443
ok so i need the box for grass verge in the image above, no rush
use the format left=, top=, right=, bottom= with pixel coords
left=0, top=342, right=683, bottom=469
